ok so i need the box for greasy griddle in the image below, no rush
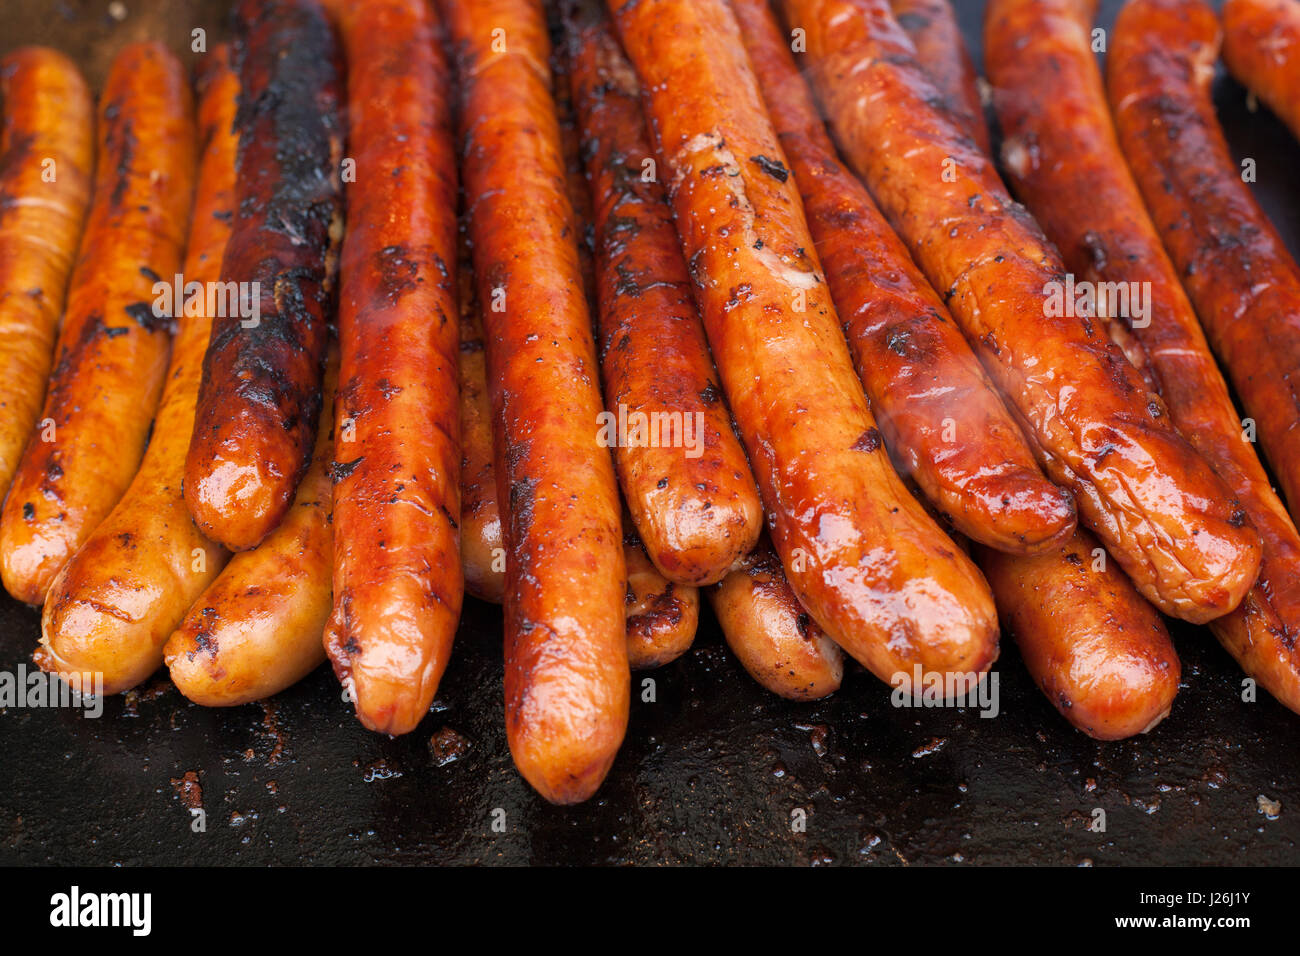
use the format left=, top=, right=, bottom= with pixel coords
left=0, top=0, right=1296, bottom=866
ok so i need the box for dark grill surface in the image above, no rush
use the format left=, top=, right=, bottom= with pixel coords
left=0, top=0, right=1296, bottom=866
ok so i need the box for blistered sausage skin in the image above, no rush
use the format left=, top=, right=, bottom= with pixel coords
left=987, top=0, right=1300, bottom=714
left=321, top=0, right=463, bottom=738
left=0, top=42, right=194, bottom=606
left=709, top=542, right=844, bottom=701
left=1110, top=0, right=1300, bottom=525
left=0, top=49, right=93, bottom=503
left=888, top=0, right=991, bottom=155
left=165, top=350, right=336, bottom=706
left=444, top=0, right=629, bottom=805
left=609, top=0, right=999, bottom=690
left=35, top=49, right=238, bottom=696
left=1223, top=0, right=1300, bottom=144
left=185, top=0, right=343, bottom=552
left=564, top=0, right=765, bottom=585
left=781, top=0, right=1262, bottom=624
left=978, top=530, right=1180, bottom=741
left=730, top=0, right=1075, bottom=556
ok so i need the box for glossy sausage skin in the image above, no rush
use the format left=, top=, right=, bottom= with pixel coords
left=987, top=0, right=1300, bottom=713
left=165, top=351, right=336, bottom=706
left=0, top=49, right=93, bottom=503
left=624, top=528, right=698, bottom=669
left=709, top=542, right=844, bottom=701
left=782, top=0, right=1262, bottom=624
left=889, top=0, right=991, bottom=154
left=445, top=0, right=629, bottom=805
left=1223, top=0, right=1300, bottom=143
left=322, top=0, right=463, bottom=737
left=1110, top=0, right=1300, bottom=522
left=609, top=0, right=999, bottom=689
left=978, top=530, right=1180, bottom=740
left=0, top=42, right=194, bottom=606
left=456, top=225, right=505, bottom=604
left=731, top=0, right=1075, bottom=556
left=565, top=0, right=764, bottom=585
left=35, top=49, right=238, bottom=696
left=185, top=0, right=343, bottom=552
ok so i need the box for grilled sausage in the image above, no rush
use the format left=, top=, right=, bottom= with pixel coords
left=0, top=49, right=93, bottom=504
left=781, top=0, right=1262, bottom=624
left=987, top=0, right=1300, bottom=713
left=1109, top=0, right=1300, bottom=525
left=321, top=0, right=463, bottom=737
left=889, top=0, right=991, bottom=154
left=608, top=0, right=998, bottom=689
left=625, top=528, right=698, bottom=669
left=35, top=48, right=238, bottom=696
left=444, top=0, right=629, bottom=805
left=730, top=0, right=1074, bottom=556
left=564, top=0, right=765, bottom=585
left=0, top=42, right=194, bottom=606
left=456, top=225, right=506, bottom=604
left=978, top=530, right=1180, bottom=740
left=165, top=350, right=336, bottom=706
left=709, top=542, right=843, bottom=701
left=1223, top=0, right=1300, bottom=144
left=185, top=0, right=343, bottom=552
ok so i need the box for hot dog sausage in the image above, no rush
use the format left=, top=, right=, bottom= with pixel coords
left=35, top=47, right=238, bottom=696
left=0, top=41, right=194, bottom=606
left=321, top=0, right=464, bottom=737
left=889, top=0, right=991, bottom=155
left=185, top=0, right=343, bottom=552
left=625, top=528, right=698, bottom=670
left=456, top=225, right=506, bottom=604
left=1223, top=0, right=1300, bottom=145
left=564, top=0, right=765, bottom=585
left=987, top=0, right=1300, bottom=713
left=1109, top=0, right=1300, bottom=524
left=708, top=542, right=844, bottom=701
left=444, top=0, right=629, bottom=804
left=608, top=0, right=999, bottom=691
left=730, top=0, right=1075, bottom=556
left=0, top=49, right=93, bottom=503
left=165, top=350, right=336, bottom=706
left=781, top=0, right=1262, bottom=624
left=977, top=530, right=1180, bottom=740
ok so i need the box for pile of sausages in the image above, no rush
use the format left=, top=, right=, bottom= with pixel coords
left=0, top=0, right=1297, bottom=804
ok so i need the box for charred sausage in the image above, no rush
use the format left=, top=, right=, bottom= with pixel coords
left=185, top=0, right=343, bottom=552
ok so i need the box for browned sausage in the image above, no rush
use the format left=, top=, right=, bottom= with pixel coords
left=608, top=0, right=999, bottom=691
left=730, top=0, right=1075, bottom=556
left=564, top=0, right=765, bottom=584
left=625, top=528, right=698, bottom=669
left=0, top=41, right=194, bottom=606
left=444, top=0, right=629, bottom=804
left=321, top=0, right=463, bottom=737
left=456, top=224, right=506, bottom=604
left=978, top=530, right=1180, bottom=740
left=781, top=0, right=1262, bottom=624
left=1223, top=0, right=1300, bottom=144
left=987, top=0, right=1300, bottom=713
left=35, top=47, right=238, bottom=695
left=1109, top=0, right=1300, bottom=527
left=709, top=542, right=844, bottom=701
left=0, top=49, right=93, bottom=504
left=889, top=0, right=991, bottom=154
left=165, top=350, right=336, bottom=706
left=184, top=0, right=343, bottom=552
